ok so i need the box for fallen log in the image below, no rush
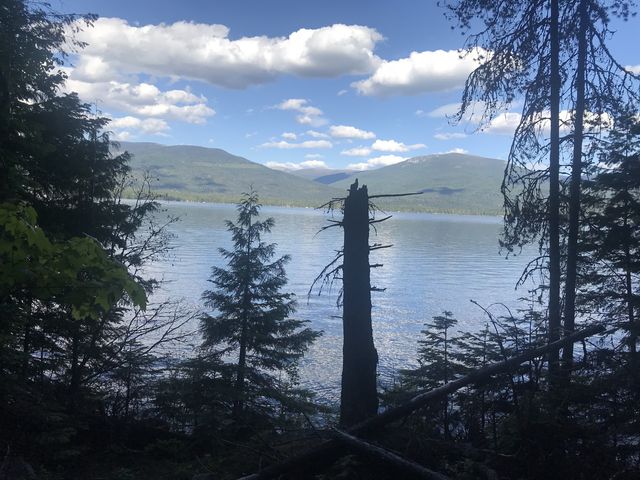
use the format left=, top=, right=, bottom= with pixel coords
left=236, top=324, right=605, bottom=480
left=331, top=429, right=449, bottom=480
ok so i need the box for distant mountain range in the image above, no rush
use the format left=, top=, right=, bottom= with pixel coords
left=116, top=142, right=341, bottom=207
left=117, top=142, right=507, bottom=215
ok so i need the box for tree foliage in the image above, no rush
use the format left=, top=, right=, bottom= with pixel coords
left=201, top=190, right=320, bottom=422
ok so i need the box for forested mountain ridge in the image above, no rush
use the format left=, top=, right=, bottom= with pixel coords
left=121, top=142, right=506, bottom=215
left=332, top=153, right=506, bottom=215
left=116, top=141, right=342, bottom=207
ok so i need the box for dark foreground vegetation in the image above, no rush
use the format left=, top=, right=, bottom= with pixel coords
left=1, top=1, right=639, bottom=479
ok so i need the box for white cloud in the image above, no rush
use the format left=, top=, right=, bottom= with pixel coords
left=479, top=110, right=611, bottom=135
left=71, top=18, right=383, bottom=89
left=347, top=154, right=406, bottom=171
left=70, top=55, right=118, bottom=82
left=434, top=132, right=467, bottom=140
left=337, top=89, right=348, bottom=96
left=306, top=130, right=329, bottom=138
left=281, top=132, right=297, bottom=140
left=275, top=98, right=327, bottom=126
left=371, top=139, right=425, bottom=152
left=427, top=101, right=488, bottom=123
left=305, top=153, right=324, bottom=159
left=266, top=159, right=329, bottom=170
left=329, top=124, right=376, bottom=139
left=64, top=75, right=215, bottom=124
left=482, top=112, right=521, bottom=135
left=626, top=65, right=640, bottom=75
left=352, top=48, right=486, bottom=96
left=109, top=115, right=170, bottom=137
left=260, top=139, right=333, bottom=149
left=113, top=131, right=132, bottom=141
left=445, top=148, right=469, bottom=154
left=427, top=103, right=461, bottom=118
left=341, top=147, right=372, bottom=156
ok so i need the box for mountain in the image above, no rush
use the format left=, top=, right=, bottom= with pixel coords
left=285, top=167, right=353, bottom=184
left=116, top=142, right=341, bottom=206
left=331, top=153, right=507, bottom=215
left=118, top=143, right=506, bottom=215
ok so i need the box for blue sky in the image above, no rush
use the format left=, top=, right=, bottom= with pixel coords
left=56, top=0, right=640, bottom=171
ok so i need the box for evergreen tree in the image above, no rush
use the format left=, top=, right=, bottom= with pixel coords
left=443, top=0, right=639, bottom=381
left=0, top=1, right=183, bottom=467
left=401, top=311, right=466, bottom=438
left=201, top=190, right=320, bottom=422
left=580, top=114, right=640, bottom=358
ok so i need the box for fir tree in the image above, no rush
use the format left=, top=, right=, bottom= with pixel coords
left=580, top=114, right=640, bottom=359
left=201, top=190, right=320, bottom=421
left=401, top=311, right=466, bottom=438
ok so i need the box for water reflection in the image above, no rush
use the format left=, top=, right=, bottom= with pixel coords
left=146, top=201, right=535, bottom=400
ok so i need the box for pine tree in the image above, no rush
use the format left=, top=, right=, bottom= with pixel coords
left=201, top=190, right=320, bottom=422
left=580, top=114, right=640, bottom=359
left=401, top=311, right=466, bottom=438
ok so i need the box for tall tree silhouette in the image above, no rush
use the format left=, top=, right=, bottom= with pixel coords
left=443, top=0, right=639, bottom=382
left=313, top=181, right=418, bottom=426
left=340, top=181, right=379, bottom=426
left=201, top=190, right=319, bottom=420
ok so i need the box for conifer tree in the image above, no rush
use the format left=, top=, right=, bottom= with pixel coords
left=201, top=191, right=320, bottom=421
left=401, top=311, right=466, bottom=437
left=580, top=114, right=640, bottom=359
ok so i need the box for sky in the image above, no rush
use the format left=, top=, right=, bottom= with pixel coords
left=54, top=0, right=640, bottom=171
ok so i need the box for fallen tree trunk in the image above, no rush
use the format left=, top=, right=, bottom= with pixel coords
left=236, top=324, right=605, bottom=480
left=331, top=429, right=449, bottom=480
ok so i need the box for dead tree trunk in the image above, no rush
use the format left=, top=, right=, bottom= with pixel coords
left=341, top=180, right=378, bottom=426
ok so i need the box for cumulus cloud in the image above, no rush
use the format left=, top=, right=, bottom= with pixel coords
left=626, top=65, right=640, bottom=75
left=427, top=101, right=489, bottom=124
left=445, top=147, right=469, bottom=154
left=434, top=132, right=467, bottom=140
left=275, top=98, right=327, bottom=126
left=260, top=139, right=333, bottom=149
left=281, top=132, right=297, bottom=140
left=306, top=130, right=329, bottom=138
left=482, top=112, right=521, bottom=135
left=109, top=115, right=170, bottom=137
left=64, top=75, right=215, bottom=124
left=347, top=154, right=406, bottom=171
left=352, top=48, right=486, bottom=96
left=71, top=18, right=383, bottom=89
left=371, top=139, right=425, bottom=152
left=480, top=110, right=611, bottom=135
left=329, top=124, right=376, bottom=139
left=428, top=103, right=462, bottom=118
left=266, top=159, right=330, bottom=170
left=341, top=147, right=372, bottom=156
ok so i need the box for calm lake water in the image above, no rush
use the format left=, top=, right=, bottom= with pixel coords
left=146, top=201, right=535, bottom=400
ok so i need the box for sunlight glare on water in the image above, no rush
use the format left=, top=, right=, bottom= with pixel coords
left=145, top=201, right=536, bottom=401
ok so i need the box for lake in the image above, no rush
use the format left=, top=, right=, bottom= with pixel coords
left=146, top=201, right=536, bottom=400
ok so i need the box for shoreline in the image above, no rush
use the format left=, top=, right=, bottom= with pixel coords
left=124, top=192, right=504, bottom=219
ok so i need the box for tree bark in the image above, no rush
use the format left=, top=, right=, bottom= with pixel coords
left=548, top=0, right=562, bottom=385
left=562, top=0, right=589, bottom=374
left=340, top=180, right=379, bottom=427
